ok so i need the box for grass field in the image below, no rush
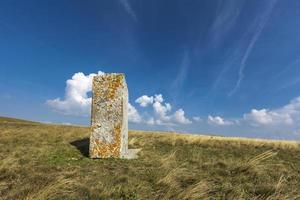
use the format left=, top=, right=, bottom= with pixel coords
left=1, top=116, right=300, bottom=200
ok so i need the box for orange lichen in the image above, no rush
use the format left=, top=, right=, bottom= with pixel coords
left=90, top=124, right=122, bottom=158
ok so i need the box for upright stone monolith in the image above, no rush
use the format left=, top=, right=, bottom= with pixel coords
left=89, top=73, right=128, bottom=158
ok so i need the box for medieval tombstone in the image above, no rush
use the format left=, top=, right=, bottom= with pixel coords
left=89, top=73, right=139, bottom=159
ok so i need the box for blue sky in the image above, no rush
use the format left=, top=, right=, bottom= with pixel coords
left=1, top=0, right=300, bottom=140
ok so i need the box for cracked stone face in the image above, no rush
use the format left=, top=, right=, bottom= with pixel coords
left=89, top=73, right=128, bottom=158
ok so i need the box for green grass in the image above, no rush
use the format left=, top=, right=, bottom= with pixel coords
left=0, top=116, right=300, bottom=200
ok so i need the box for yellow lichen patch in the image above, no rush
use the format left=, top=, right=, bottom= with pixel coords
left=92, top=74, right=124, bottom=101
left=107, top=74, right=123, bottom=100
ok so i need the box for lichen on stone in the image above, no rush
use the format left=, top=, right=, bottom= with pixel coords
left=89, top=73, right=128, bottom=158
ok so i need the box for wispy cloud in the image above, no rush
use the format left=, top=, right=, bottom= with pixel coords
left=277, top=77, right=300, bottom=92
left=119, top=0, right=138, bottom=22
left=170, top=50, right=190, bottom=102
left=228, top=0, right=277, bottom=96
left=210, top=0, right=242, bottom=48
left=271, top=58, right=300, bottom=92
left=274, top=58, right=300, bottom=79
left=211, top=48, right=240, bottom=91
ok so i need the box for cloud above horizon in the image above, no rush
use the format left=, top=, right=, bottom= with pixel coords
left=46, top=71, right=104, bottom=116
left=208, top=115, right=235, bottom=126
left=135, top=95, right=153, bottom=107
left=128, top=103, right=142, bottom=123
left=46, top=72, right=192, bottom=126
left=46, top=71, right=143, bottom=123
left=46, top=72, right=300, bottom=135
left=135, top=94, right=192, bottom=125
left=208, top=96, right=300, bottom=135
left=243, top=97, right=300, bottom=128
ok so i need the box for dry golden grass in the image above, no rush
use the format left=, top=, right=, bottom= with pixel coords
left=131, top=130, right=300, bottom=150
left=0, top=116, right=300, bottom=200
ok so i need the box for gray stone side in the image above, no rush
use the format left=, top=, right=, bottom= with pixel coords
left=120, top=80, right=128, bottom=158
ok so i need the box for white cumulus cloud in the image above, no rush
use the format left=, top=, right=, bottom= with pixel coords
left=154, top=94, right=164, bottom=103
left=173, top=109, right=192, bottom=124
left=46, top=71, right=143, bottom=124
left=208, top=115, right=234, bottom=126
left=128, top=103, right=142, bottom=123
left=204, top=96, right=300, bottom=137
left=46, top=71, right=104, bottom=116
left=192, top=116, right=202, bottom=122
left=146, top=117, right=155, bottom=125
left=135, top=95, right=153, bottom=107
left=244, top=97, right=300, bottom=126
left=153, top=95, right=172, bottom=121
left=134, top=94, right=192, bottom=126
left=47, top=72, right=193, bottom=127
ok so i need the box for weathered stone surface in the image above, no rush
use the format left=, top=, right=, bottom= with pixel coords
left=89, top=73, right=128, bottom=158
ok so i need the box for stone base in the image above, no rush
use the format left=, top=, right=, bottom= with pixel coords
left=124, top=148, right=141, bottom=159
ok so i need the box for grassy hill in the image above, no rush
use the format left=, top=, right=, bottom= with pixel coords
left=0, top=117, right=300, bottom=200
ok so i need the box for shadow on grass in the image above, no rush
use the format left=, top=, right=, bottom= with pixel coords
left=70, top=138, right=89, bottom=157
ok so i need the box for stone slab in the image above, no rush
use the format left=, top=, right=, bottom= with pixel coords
left=89, top=73, right=128, bottom=158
